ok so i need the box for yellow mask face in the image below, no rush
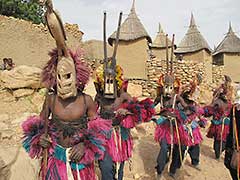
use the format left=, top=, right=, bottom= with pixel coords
left=56, top=57, right=77, bottom=99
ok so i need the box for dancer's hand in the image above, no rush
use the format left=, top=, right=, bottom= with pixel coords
left=116, top=108, right=131, bottom=116
left=69, top=143, right=84, bottom=162
left=39, top=134, right=51, bottom=148
left=165, top=111, right=176, bottom=118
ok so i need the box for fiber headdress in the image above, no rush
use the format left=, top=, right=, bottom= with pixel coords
left=41, top=48, right=90, bottom=91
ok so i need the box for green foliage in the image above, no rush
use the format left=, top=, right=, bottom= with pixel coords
left=0, top=0, right=44, bottom=24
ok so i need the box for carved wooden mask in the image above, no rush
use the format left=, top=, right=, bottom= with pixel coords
left=56, top=57, right=77, bottom=99
left=104, top=68, right=116, bottom=99
left=163, top=75, right=175, bottom=97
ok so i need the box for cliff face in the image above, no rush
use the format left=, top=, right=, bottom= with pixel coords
left=0, top=15, right=83, bottom=68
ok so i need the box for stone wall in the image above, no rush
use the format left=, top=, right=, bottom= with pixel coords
left=145, top=53, right=218, bottom=98
left=64, top=23, right=84, bottom=41
left=212, top=65, right=224, bottom=86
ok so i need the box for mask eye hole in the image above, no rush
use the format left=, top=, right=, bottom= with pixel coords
left=63, top=73, right=71, bottom=79
left=170, top=86, right=173, bottom=90
left=58, top=74, right=61, bottom=80
left=66, top=73, right=71, bottom=79
left=110, top=79, right=113, bottom=83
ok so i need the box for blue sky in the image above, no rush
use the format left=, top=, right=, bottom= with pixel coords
left=53, top=0, right=240, bottom=48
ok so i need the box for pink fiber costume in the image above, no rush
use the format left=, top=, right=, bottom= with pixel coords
left=178, top=107, right=204, bottom=147
left=153, top=74, right=189, bottom=146
left=180, top=77, right=207, bottom=147
left=179, top=83, right=207, bottom=167
left=94, top=64, right=155, bottom=179
left=154, top=107, right=190, bottom=146
left=22, top=49, right=111, bottom=180
left=202, top=103, right=231, bottom=142
left=102, top=97, right=155, bottom=163
left=199, top=80, right=233, bottom=159
left=94, top=67, right=155, bottom=162
left=153, top=73, right=190, bottom=176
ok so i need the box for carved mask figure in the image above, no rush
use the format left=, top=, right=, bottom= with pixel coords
left=104, top=68, right=116, bottom=99
left=163, top=75, right=175, bottom=98
left=56, top=57, right=77, bottom=99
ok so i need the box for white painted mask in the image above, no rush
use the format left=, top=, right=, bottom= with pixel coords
left=104, top=68, right=116, bottom=99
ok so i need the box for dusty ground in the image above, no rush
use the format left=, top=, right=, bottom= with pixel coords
left=0, top=80, right=232, bottom=180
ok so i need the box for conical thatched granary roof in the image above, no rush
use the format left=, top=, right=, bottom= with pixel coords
left=108, top=0, right=152, bottom=46
left=213, top=23, right=240, bottom=56
left=151, top=23, right=174, bottom=49
left=175, top=13, right=211, bottom=54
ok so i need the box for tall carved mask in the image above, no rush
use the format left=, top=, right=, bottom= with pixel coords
left=56, top=57, right=77, bottom=99
left=104, top=68, right=116, bottom=99
left=163, top=75, right=174, bottom=97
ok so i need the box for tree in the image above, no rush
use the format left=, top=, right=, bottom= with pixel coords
left=0, top=0, right=44, bottom=24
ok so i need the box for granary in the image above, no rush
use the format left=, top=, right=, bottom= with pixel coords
left=108, top=0, right=152, bottom=80
left=83, top=40, right=113, bottom=69
left=175, top=13, right=212, bottom=83
left=150, top=23, right=175, bottom=63
left=213, top=23, right=240, bottom=83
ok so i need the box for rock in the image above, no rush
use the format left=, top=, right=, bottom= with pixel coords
left=0, top=146, right=39, bottom=180
left=134, top=173, right=141, bottom=179
left=13, top=89, right=34, bottom=98
left=0, top=65, right=42, bottom=89
left=0, top=91, right=15, bottom=103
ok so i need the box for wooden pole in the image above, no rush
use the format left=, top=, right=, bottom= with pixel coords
left=166, top=34, right=169, bottom=73
left=170, top=34, right=175, bottom=74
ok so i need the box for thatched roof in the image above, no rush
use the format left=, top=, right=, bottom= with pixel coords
left=108, top=0, right=152, bottom=46
left=83, top=40, right=113, bottom=60
left=175, top=13, right=211, bottom=54
left=213, top=23, right=240, bottom=56
left=151, top=23, right=174, bottom=49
